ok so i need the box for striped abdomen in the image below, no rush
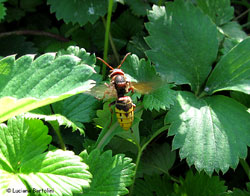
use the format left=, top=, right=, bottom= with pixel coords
left=115, top=96, right=135, bottom=130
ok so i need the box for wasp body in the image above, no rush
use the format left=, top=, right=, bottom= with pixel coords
left=114, top=96, right=135, bottom=130
left=97, top=53, right=136, bottom=131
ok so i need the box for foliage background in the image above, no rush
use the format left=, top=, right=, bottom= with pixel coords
left=0, top=0, right=250, bottom=196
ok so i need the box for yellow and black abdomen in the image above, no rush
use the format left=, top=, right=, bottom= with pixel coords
left=115, top=96, right=135, bottom=130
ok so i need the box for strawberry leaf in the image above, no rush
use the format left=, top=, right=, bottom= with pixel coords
left=0, top=49, right=98, bottom=123
left=205, top=37, right=250, bottom=95
left=122, top=54, right=176, bottom=111
left=196, top=0, right=234, bottom=26
left=140, top=143, right=176, bottom=175
left=126, top=0, right=151, bottom=16
left=80, top=149, right=135, bottom=196
left=0, top=116, right=91, bottom=195
left=133, top=175, right=173, bottom=196
left=47, top=0, right=109, bottom=26
left=175, top=171, right=227, bottom=196
left=145, top=0, right=218, bottom=93
left=165, top=91, right=250, bottom=175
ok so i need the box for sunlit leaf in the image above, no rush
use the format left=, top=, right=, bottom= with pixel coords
left=0, top=116, right=91, bottom=196
left=0, top=49, right=97, bottom=123
left=79, top=149, right=135, bottom=196
left=145, top=0, right=218, bottom=93
left=165, top=91, right=250, bottom=175
left=205, top=37, right=250, bottom=95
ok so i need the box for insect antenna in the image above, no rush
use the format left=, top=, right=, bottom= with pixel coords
left=96, top=57, right=114, bottom=70
left=117, top=52, right=131, bottom=69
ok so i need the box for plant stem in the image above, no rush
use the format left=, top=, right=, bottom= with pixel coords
left=0, top=30, right=69, bottom=42
left=240, top=159, right=250, bottom=180
left=52, top=124, right=66, bottom=151
left=129, top=146, right=142, bottom=196
left=234, top=8, right=250, bottom=21
left=242, top=21, right=250, bottom=28
left=101, top=17, right=120, bottom=64
left=102, top=0, right=114, bottom=76
left=197, top=91, right=208, bottom=99
left=129, top=125, right=169, bottom=195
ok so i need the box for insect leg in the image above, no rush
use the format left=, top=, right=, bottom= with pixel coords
left=132, top=103, right=136, bottom=111
left=127, top=81, right=134, bottom=93
left=102, top=83, right=111, bottom=99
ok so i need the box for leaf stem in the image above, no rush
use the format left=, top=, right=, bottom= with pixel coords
left=101, top=17, right=120, bottom=64
left=102, top=0, right=114, bottom=76
left=234, top=8, right=250, bottom=21
left=52, top=125, right=66, bottom=151
left=0, top=30, right=70, bottom=42
left=129, top=146, right=142, bottom=196
left=242, top=21, right=250, bottom=28
left=141, top=125, right=169, bottom=152
left=240, top=159, right=250, bottom=180
left=129, top=125, right=169, bottom=195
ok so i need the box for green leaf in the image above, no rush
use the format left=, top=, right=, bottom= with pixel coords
left=133, top=175, right=173, bottom=196
left=122, top=54, right=176, bottom=111
left=0, top=0, right=6, bottom=21
left=230, top=91, right=250, bottom=108
left=174, top=171, right=227, bottom=196
left=106, top=136, right=138, bottom=155
left=24, top=112, right=85, bottom=134
left=52, top=94, right=100, bottom=125
left=228, top=188, right=250, bottom=196
left=111, top=10, right=144, bottom=50
left=140, top=142, right=176, bottom=175
left=29, top=93, right=100, bottom=134
left=47, top=0, right=108, bottom=25
left=126, top=0, right=151, bottom=16
left=0, top=116, right=51, bottom=172
left=58, top=46, right=97, bottom=69
left=220, top=38, right=240, bottom=56
left=196, top=0, right=234, bottom=26
left=20, top=0, right=43, bottom=12
left=122, top=54, right=156, bottom=82
left=5, top=7, right=25, bottom=22
left=220, top=21, right=247, bottom=42
left=165, top=91, right=250, bottom=175
left=20, top=150, right=91, bottom=196
left=143, top=84, right=176, bottom=111
left=112, top=10, right=143, bottom=39
left=79, top=149, right=135, bottom=196
left=0, top=116, right=91, bottom=195
left=145, top=0, right=218, bottom=93
left=0, top=50, right=97, bottom=123
left=126, top=32, right=150, bottom=58
left=205, top=37, right=250, bottom=95
left=94, top=102, right=112, bottom=129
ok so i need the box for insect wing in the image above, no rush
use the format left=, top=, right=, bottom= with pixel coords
left=86, top=83, right=117, bottom=100
left=130, top=78, right=165, bottom=95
